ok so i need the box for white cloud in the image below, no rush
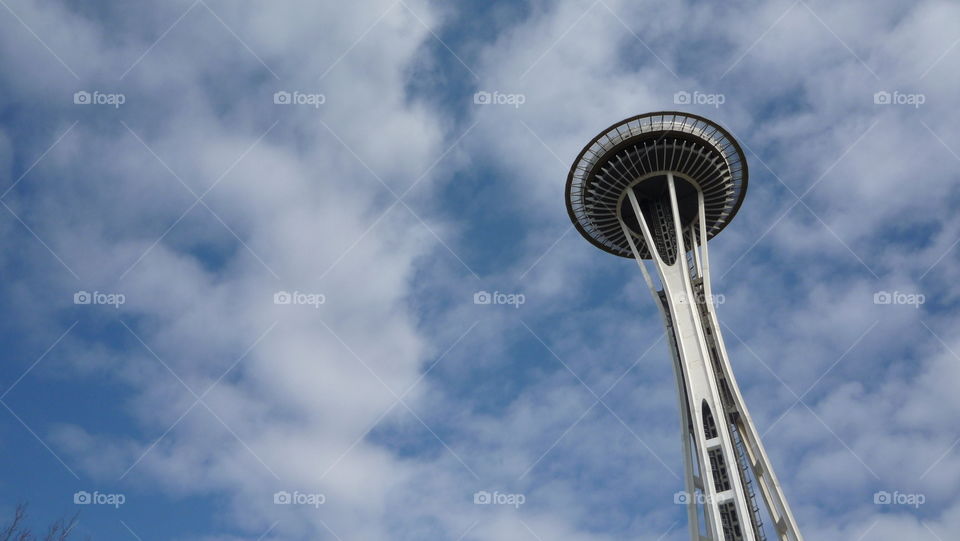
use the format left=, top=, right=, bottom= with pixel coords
left=3, top=0, right=960, bottom=540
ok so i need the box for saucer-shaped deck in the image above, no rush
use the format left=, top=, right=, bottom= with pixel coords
left=565, top=112, right=748, bottom=259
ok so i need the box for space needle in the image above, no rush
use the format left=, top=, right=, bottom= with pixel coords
left=565, top=112, right=803, bottom=541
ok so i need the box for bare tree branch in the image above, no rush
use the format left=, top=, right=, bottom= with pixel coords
left=1, top=505, right=82, bottom=541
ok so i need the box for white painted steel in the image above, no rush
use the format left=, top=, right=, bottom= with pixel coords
left=618, top=176, right=803, bottom=541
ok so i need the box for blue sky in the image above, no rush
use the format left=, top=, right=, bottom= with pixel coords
left=1, top=1, right=959, bottom=539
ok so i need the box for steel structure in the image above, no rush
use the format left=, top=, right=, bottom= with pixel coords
left=565, top=112, right=803, bottom=541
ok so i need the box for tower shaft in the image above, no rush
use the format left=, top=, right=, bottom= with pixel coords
left=618, top=174, right=803, bottom=541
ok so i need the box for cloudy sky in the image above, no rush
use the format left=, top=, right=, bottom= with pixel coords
left=1, top=0, right=959, bottom=539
